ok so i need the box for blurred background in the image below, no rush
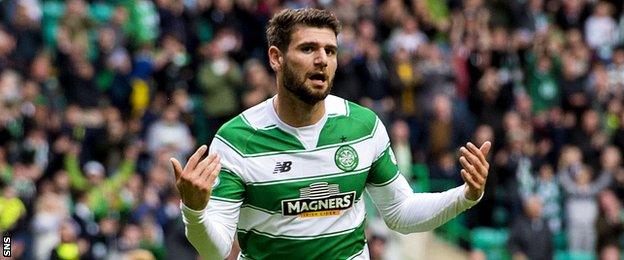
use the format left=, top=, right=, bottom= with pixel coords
left=0, top=0, right=624, bottom=259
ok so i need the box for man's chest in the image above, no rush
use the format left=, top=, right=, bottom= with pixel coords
left=237, top=144, right=376, bottom=216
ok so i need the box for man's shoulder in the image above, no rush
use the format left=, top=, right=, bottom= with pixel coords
left=215, top=101, right=269, bottom=148
left=327, top=95, right=378, bottom=125
left=316, top=95, right=380, bottom=147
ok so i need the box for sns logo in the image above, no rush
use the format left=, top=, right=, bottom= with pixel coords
left=3, top=236, right=10, bottom=257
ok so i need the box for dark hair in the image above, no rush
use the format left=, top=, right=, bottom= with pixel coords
left=266, top=8, right=341, bottom=52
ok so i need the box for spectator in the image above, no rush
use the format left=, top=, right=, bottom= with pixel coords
left=153, top=33, right=190, bottom=95
left=64, top=143, right=139, bottom=220
left=49, top=219, right=88, bottom=260
left=571, top=109, right=608, bottom=169
left=389, top=119, right=413, bottom=180
left=585, top=2, right=618, bottom=59
left=470, top=67, right=513, bottom=130
left=517, top=163, right=562, bottom=233
left=197, top=37, right=244, bottom=140
left=424, top=94, right=472, bottom=164
left=555, top=0, right=588, bottom=31
left=355, top=42, right=393, bottom=123
left=146, top=104, right=194, bottom=160
left=560, top=163, right=613, bottom=252
left=417, top=43, right=456, bottom=113
left=0, top=185, right=26, bottom=234
left=559, top=29, right=590, bottom=116
left=525, top=51, right=561, bottom=115
left=518, top=0, right=549, bottom=34
left=241, top=59, right=276, bottom=109
left=387, top=16, right=427, bottom=55
left=32, top=188, right=69, bottom=260
left=508, top=197, right=553, bottom=260
left=595, top=189, right=623, bottom=258
left=388, top=47, right=420, bottom=118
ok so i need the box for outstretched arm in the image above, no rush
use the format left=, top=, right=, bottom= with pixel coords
left=368, top=142, right=491, bottom=234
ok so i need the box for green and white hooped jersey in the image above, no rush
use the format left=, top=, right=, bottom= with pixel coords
left=214, top=95, right=397, bottom=259
left=181, top=95, right=479, bottom=259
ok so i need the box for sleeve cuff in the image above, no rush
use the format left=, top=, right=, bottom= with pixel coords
left=460, top=184, right=483, bottom=207
left=180, top=201, right=207, bottom=223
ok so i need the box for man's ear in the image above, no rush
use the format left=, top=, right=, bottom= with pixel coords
left=268, top=46, right=283, bottom=72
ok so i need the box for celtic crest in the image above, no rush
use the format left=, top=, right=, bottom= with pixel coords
left=334, top=145, right=358, bottom=171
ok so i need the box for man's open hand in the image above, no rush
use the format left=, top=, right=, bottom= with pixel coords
left=170, top=145, right=221, bottom=210
left=459, top=141, right=491, bottom=201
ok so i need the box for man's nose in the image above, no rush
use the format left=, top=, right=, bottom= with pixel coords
left=314, top=49, right=328, bottom=68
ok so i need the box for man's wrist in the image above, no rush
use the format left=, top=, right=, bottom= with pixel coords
left=180, top=200, right=207, bottom=223
left=464, top=186, right=483, bottom=202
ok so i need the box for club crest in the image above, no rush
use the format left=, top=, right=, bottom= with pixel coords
left=334, top=145, right=358, bottom=172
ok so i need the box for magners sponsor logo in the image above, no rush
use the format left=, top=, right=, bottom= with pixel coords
left=282, top=182, right=356, bottom=218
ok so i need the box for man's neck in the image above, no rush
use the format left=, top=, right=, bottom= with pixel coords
left=273, top=91, right=325, bottom=128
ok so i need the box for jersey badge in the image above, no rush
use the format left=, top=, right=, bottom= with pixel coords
left=334, top=145, right=358, bottom=172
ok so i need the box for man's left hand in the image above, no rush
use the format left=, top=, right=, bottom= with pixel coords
left=459, top=141, right=491, bottom=201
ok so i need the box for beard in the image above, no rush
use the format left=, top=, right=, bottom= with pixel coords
left=282, top=61, right=333, bottom=105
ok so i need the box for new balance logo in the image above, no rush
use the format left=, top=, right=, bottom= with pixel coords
left=273, top=161, right=292, bottom=174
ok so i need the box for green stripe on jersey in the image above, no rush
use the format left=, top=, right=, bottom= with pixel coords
left=211, top=169, right=245, bottom=201
left=367, top=145, right=400, bottom=186
left=317, top=102, right=378, bottom=147
left=216, top=116, right=305, bottom=155
left=237, top=220, right=366, bottom=259
left=245, top=169, right=368, bottom=212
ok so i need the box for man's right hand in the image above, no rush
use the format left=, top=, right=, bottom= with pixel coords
left=170, top=145, right=221, bottom=211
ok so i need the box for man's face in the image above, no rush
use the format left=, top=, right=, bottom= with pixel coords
left=279, top=26, right=338, bottom=105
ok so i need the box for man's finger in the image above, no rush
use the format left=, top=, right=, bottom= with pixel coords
left=205, top=158, right=221, bottom=188
left=198, top=155, right=220, bottom=183
left=466, top=142, right=487, bottom=166
left=171, top=158, right=183, bottom=180
left=460, top=155, right=486, bottom=183
left=479, top=141, right=492, bottom=158
left=459, top=156, right=475, bottom=173
left=461, top=147, right=487, bottom=176
left=461, top=169, right=479, bottom=189
left=194, top=154, right=217, bottom=180
left=185, top=145, right=208, bottom=172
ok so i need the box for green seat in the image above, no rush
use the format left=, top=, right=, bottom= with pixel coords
left=471, top=227, right=508, bottom=249
left=43, top=1, right=65, bottom=20
left=553, top=231, right=567, bottom=250
left=471, top=227, right=511, bottom=260
left=42, top=1, right=65, bottom=46
left=435, top=213, right=470, bottom=245
left=492, top=206, right=509, bottom=226
left=197, top=19, right=214, bottom=43
left=43, top=22, right=59, bottom=47
left=554, top=250, right=596, bottom=260
left=90, top=3, right=115, bottom=23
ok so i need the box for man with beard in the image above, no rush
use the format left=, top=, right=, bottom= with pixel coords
left=170, top=8, right=492, bottom=260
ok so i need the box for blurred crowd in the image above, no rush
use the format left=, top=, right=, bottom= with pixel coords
left=1, top=0, right=624, bottom=259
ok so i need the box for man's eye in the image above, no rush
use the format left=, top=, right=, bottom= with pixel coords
left=326, top=49, right=336, bottom=56
left=302, top=47, right=314, bottom=53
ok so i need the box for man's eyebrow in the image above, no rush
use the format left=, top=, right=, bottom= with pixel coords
left=296, top=41, right=338, bottom=50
